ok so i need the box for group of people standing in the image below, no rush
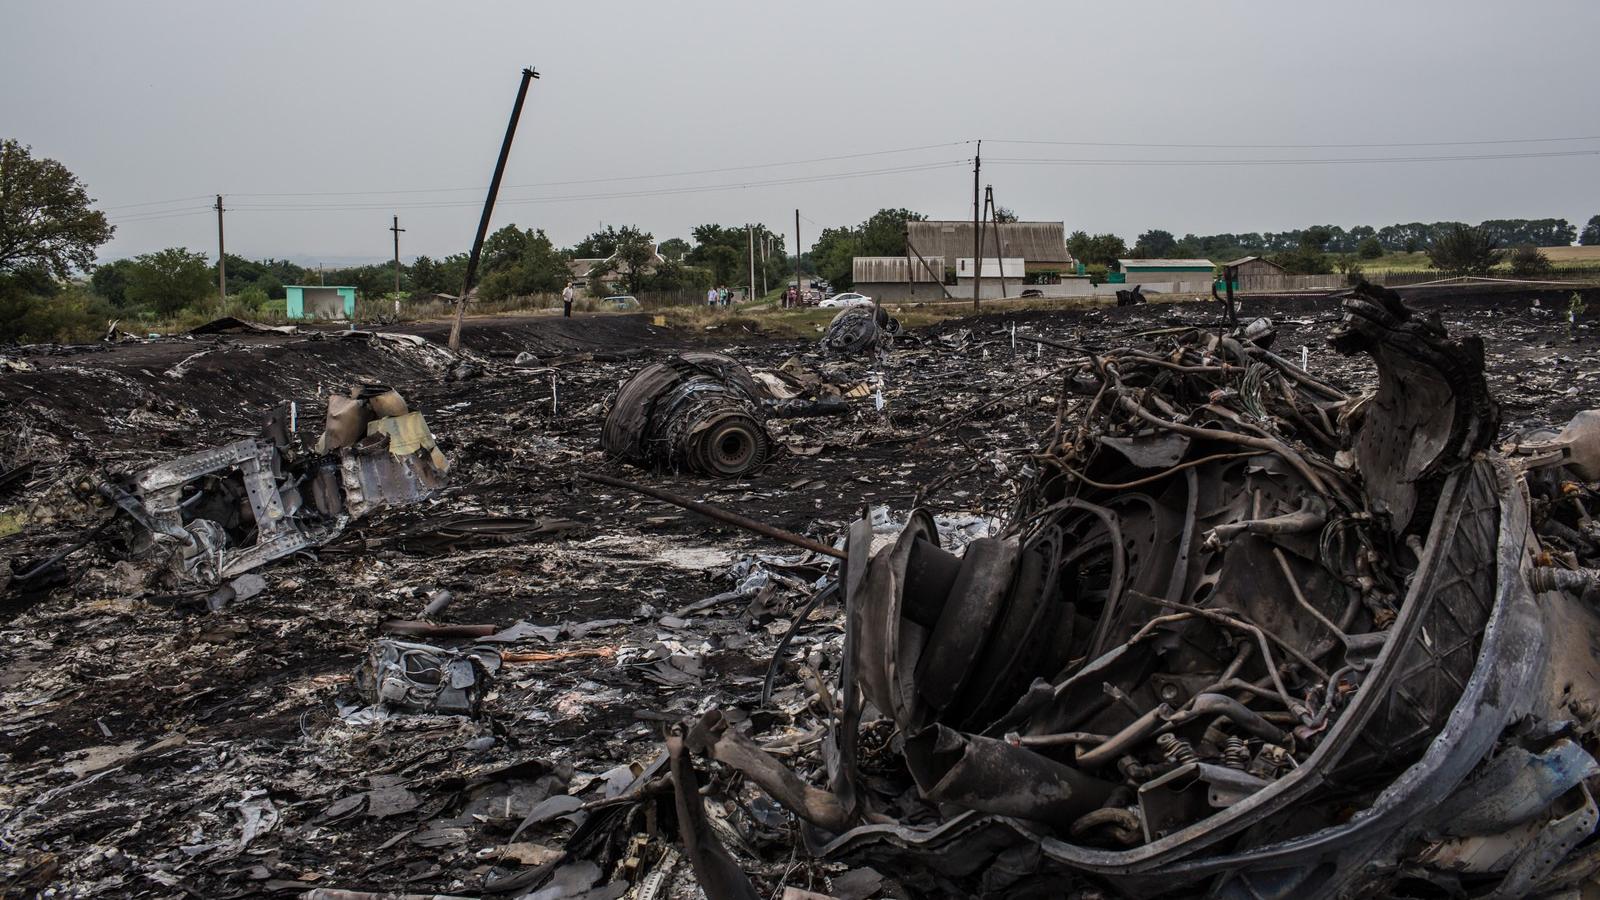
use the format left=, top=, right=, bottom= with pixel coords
left=706, top=286, right=735, bottom=307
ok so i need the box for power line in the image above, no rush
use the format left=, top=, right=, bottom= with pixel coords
left=224, top=160, right=968, bottom=213
left=100, top=194, right=214, bottom=211
left=986, top=148, right=1600, bottom=167
left=985, top=134, right=1600, bottom=150
left=107, top=207, right=214, bottom=225
left=225, top=140, right=974, bottom=199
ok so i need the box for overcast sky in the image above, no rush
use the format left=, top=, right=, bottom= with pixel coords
left=5, top=0, right=1598, bottom=266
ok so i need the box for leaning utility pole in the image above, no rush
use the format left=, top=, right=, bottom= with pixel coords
left=971, top=141, right=981, bottom=311
left=747, top=225, right=756, bottom=303
left=449, top=66, right=539, bottom=353
left=985, top=185, right=1007, bottom=299
left=793, top=210, right=802, bottom=301
left=214, top=194, right=226, bottom=301
left=390, top=215, right=406, bottom=294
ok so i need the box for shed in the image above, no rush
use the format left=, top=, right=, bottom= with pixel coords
left=285, top=285, right=358, bottom=320
left=852, top=257, right=944, bottom=284
left=1117, top=259, right=1216, bottom=287
left=1223, top=256, right=1287, bottom=278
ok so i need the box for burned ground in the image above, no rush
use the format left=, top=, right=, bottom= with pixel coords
left=1, top=289, right=1598, bottom=898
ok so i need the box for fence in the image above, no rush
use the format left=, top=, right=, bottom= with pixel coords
left=1236, top=273, right=1350, bottom=293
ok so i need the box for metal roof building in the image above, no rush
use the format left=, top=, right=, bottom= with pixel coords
left=852, top=257, right=945, bottom=284
left=906, top=220, right=1072, bottom=270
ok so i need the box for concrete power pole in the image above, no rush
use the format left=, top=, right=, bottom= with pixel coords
left=794, top=210, right=802, bottom=302
left=390, top=215, right=406, bottom=294
left=450, top=66, right=539, bottom=353
left=971, top=141, right=981, bottom=311
left=747, top=225, right=756, bottom=303
left=214, top=194, right=226, bottom=302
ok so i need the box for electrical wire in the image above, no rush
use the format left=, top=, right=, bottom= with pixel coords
left=986, top=149, right=1600, bottom=167
left=223, top=160, right=968, bottom=213
left=985, top=134, right=1600, bottom=150
left=226, top=140, right=974, bottom=199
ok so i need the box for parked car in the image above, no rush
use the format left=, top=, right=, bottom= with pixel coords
left=601, top=295, right=640, bottom=310
left=1020, top=288, right=1044, bottom=298
left=819, top=292, right=873, bottom=309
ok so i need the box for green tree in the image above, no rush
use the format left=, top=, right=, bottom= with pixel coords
left=570, top=226, right=623, bottom=259
left=658, top=237, right=690, bottom=261
left=477, top=228, right=572, bottom=301
left=1507, top=244, right=1553, bottom=279
left=1131, top=229, right=1177, bottom=259
left=993, top=206, right=1018, bottom=224
left=808, top=226, right=860, bottom=289
left=1582, top=216, right=1600, bottom=246
left=612, top=227, right=656, bottom=294
left=1427, top=224, right=1500, bottom=276
left=1067, top=231, right=1127, bottom=267
left=857, top=208, right=924, bottom=256
left=91, top=257, right=137, bottom=307
left=124, top=247, right=213, bottom=314
left=1356, top=235, right=1384, bottom=259
left=0, top=139, right=114, bottom=277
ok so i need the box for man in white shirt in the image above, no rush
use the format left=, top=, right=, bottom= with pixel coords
left=707, top=287, right=719, bottom=307
left=561, top=283, right=574, bottom=318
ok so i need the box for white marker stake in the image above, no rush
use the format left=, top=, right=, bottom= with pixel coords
left=1300, top=345, right=1309, bottom=371
left=550, top=372, right=558, bottom=416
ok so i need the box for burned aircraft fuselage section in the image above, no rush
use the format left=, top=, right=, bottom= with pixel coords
left=602, top=353, right=773, bottom=478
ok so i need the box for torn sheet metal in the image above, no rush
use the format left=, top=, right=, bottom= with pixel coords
left=105, top=384, right=450, bottom=587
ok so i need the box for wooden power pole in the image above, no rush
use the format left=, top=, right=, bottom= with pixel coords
left=449, top=66, right=539, bottom=353
left=390, top=215, right=406, bottom=294
left=214, top=194, right=226, bottom=301
left=747, top=225, right=755, bottom=303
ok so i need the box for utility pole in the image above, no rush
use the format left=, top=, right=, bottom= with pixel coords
left=214, top=194, right=226, bottom=301
left=747, top=225, right=756, bottom=303
left=971, top=141, right=981, bottom=311
left=985, top=185, right=1007, bottom=299
left=794, top=210, right=802, bottom=302
left=450, top=65, right=539, bottom=353
left=390, top=215, right=406, bottom=294
left=759, top=234, right=768, bottom=296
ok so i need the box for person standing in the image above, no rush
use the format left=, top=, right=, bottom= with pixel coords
left=561, top=283, right=575, bottom=318
left=707, top=286, right=719, bottom=307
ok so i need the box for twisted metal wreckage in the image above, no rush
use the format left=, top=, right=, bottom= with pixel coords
left=589, top=283, right=1600, bottom=898
left=74, top=383, right=449, bottom=593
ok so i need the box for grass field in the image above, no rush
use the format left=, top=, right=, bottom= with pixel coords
left=1362, top=245, right=1600, bottom=273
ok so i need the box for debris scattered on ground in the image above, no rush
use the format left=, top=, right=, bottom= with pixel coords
left=5, top=290, right=1600, bottom=898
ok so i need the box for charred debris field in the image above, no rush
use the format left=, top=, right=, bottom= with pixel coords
left=5, top=287, right=1600, bottom=899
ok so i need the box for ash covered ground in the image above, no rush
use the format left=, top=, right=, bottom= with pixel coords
left=1, top=288, right=1597, bottom=898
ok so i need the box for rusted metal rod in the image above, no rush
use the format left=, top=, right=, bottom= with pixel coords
left=581, top=472, right=846, bottom=560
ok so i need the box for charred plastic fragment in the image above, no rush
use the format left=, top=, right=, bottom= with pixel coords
left=822, top=305, right=900, bottom=355
left=672, top=283, right=1600, bottom=898
left=602, top=353, right=773, bottom=477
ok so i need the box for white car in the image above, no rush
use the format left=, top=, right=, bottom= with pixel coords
left=819, top=292, right=873, bottom=309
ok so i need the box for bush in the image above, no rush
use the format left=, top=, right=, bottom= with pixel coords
left=1427, top=224, right=1500, bottom=276
left=234, top=285, right=270, bottom=310
left=1507, top=245, right=1553, bottom=279
left=1357, top=236, right=1384, bottom=259
left=0, top=281, right=118, bottom=344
